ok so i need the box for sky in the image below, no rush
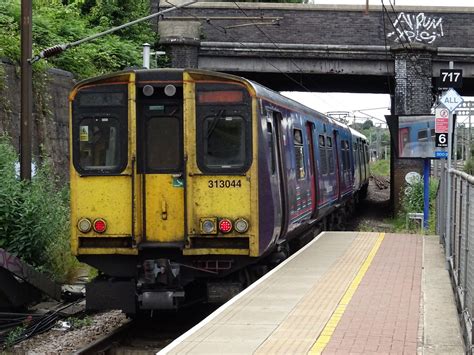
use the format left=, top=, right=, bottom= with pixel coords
left=281, top=0, right=473, bottom=127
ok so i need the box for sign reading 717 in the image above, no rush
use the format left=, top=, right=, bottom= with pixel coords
left=439, top=69, right=463, bottom=89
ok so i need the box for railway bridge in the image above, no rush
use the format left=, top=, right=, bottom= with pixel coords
left=156, top=2, right=474, bottom=211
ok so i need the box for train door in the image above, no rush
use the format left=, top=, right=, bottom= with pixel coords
left=267, top=111, right=285, bottom=241
left=306, top=122, right=318, bottom=217
left=358, top=139, right=364, bottom=183
left=333, top=129, right=341, bottom=200
left=326, top=134, right=337, bottom=202
left=399, top=127, right=409, bottom=156
left=353, top=140, right=360, bottom=189
left=136, top=84, right=185, bottom=243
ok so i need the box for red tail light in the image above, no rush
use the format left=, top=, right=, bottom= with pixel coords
left=93, top=218, right=107, bottom=233
left=218, top=218, right=233, bottom=234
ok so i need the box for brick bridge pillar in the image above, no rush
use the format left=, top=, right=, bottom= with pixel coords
left=390, top=44, right=436, bottom=214
left=158, top=21, right=201, bottom=68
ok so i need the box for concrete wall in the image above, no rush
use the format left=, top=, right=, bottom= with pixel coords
left=0, top=60, right=75, bottom=182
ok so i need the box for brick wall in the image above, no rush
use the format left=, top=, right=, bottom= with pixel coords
left=0, top=60, right=74, bottom=182
left=156, top=3, right=474, bottom=49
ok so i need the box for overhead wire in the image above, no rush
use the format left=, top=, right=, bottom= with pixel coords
left=164, top=0, right=314, bottom=93
left=231, top=1, right=349, bottom=111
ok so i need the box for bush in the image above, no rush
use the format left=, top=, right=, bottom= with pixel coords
left=0, top=135, right=79, bottom=282
left=398, top=178, right=439, bottom=233
left=464, top=157, right=474, bottom=175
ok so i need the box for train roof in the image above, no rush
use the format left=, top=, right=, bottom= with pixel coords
left=349, top=127, right=368, bottom=141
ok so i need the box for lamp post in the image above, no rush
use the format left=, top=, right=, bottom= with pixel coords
left=20, top=0, right=32, bottom=181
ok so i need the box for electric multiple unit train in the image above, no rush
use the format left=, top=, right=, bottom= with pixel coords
left=69, top=69, right=369, bottom=314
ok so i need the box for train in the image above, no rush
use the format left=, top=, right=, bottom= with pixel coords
left=398, top=115, right=436, bottom=158
left=69, top=69, right=369, bottom=314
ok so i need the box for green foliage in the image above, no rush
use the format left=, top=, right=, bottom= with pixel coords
left=464, top=157, right=474, bottom=175
left=369, top=159, right=389, bottom=176
left=0, top=0, right=156, bottom=79
left=66, top=315, right=92, bottom=329
left=362, top=119, right=374, bottom=130
left=0, top=135, right=78, bottom=282
left=396, top=179, right=439, bottom=234
left=3, top=325, right=26, bottom=349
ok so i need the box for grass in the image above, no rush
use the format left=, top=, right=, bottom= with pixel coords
left=369, top=159, right=390, bottom=176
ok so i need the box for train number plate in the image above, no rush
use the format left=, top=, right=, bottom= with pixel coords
left=208, top=179, right=242, bottom=188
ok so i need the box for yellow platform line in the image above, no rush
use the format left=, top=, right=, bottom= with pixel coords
left=308, top=232, right=385, bottom=355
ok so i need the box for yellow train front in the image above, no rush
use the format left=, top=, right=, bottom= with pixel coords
left=70, top=69, right=260, bottom=314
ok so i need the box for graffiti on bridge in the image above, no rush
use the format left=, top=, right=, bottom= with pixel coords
left=387, top=12, right=444, bottom=44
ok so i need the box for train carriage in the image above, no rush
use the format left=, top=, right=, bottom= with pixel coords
left=69, top=69, right=369, bottom=314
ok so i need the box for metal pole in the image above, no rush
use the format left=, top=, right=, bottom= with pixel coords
left=423, top=159, right=430, bottom=230
left=454, top=116, right=458, bottom=167
left=20, top=0, right=32, bottom=181
left=446, top=61, right=454, bottom=267
left=469, top=105, right=472, bottom=161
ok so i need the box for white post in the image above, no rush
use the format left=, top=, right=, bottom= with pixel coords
left=143, top=43, right=151, bottom=69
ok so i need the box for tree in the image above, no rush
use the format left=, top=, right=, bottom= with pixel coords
left=362, top=119, right=374, bottom=130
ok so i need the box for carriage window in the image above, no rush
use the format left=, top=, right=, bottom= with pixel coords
left=341, top=140, right=348, bottom=172
left=146, top=116, right=180, bottom=170
left=417, top=130, right=428, bottom=141
left=327, top=143, right=335, bottom=174
left=319, top=135, right=328, bottom=175
left=267, top=122, right=276, bottom=174
left=327, top=136, right=332, bottom=147
left=293, top=129, right=305, bottom=180
left=204, top=116, right=245, bottom=169
left=79, top=117, right=120, bottom=170
left=319, top=135, right=325, bottom=147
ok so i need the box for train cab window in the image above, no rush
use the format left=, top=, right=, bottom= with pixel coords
left=196, top=83, right=251, bottom=173
left=204, top=115, right=246, bottom=169
left=293, top=129, right=305, bottom=180
left=72, top=84, right=128, bottom=175
left=78, top=117, right=121, bottom=170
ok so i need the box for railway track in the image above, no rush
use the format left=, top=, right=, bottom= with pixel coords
left=74, top=304, right=218, bottom=354
left=74, top=320, right=134, bottom=354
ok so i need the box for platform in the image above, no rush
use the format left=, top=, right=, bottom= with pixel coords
left=159, top=232, right=464, bottom=354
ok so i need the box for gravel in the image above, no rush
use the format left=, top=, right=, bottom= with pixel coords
left=13, top=310, right=128, bottom=354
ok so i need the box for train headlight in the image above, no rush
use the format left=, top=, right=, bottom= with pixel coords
left=143, top=85, right=154, bottom=96
left=234, top=218, right=249, bottom=233
left=93, top=218, right=107, bottom=233
left=200, top=218, right=217, bottom=234
left=77, top=218, right=92, bottom=233
left=164, top=84, right=177, bottom=97
left=218, top=218, right=233, bottom=234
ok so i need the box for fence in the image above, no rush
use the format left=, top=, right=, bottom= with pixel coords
left=437, top=166, right=474, bottom=351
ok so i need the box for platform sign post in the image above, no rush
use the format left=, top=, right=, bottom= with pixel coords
left=439, top=87, right=464, bottom=266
